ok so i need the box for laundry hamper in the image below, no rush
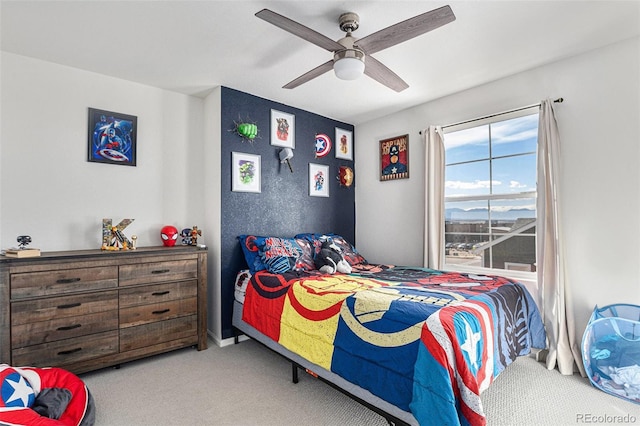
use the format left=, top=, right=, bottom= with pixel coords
left=582, top=304, right=640, bottom=404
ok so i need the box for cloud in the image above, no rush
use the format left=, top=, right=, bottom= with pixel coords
left=509, top=180, right=527, bottom=189
left=490, top=204, right=536, bottom=212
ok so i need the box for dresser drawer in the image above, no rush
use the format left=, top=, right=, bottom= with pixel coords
left=12, top=290, right=118, bottom=326
left=120, top=315, right=197, bottom=351
left=12, top=330, right=119, bottom=368
left=119, top=280, right=197, bottom=308
left=119, top=259, right=197, bottom=286
left=119, top=297, right=197, bottom=328
left=12, top=311, right=118, bottom=349
left=11, top=266, right=118, bottom=299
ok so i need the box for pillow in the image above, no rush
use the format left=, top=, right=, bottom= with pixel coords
left=293, top=237, right=316, bottom=271
left=295, top=233, right=367, bottom=266
left=239, top=235, right=316, bottom=274
left=0, top=366, right=35, bottom=408
left=238, top=235, right=268, bottom=275
left=259, top=237, right=310, bottom=274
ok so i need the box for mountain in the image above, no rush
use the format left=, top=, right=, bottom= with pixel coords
left=445, top=207, right=535, bottom=222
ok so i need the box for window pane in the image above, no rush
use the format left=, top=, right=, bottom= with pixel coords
left=491, top=154, right=536, bottom=195
left=444, top=160, right=491, bottom=197
left=491, top=114, right=538, bottom=157
left=489, top=234, right=536, bottom=272
left=445, top=199, right=489, bottom=223
left=488, top=197, right=536, bottom=222
left=444, top=125, right=489, bottom=164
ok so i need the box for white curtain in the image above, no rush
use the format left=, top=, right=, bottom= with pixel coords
left=536, top=99, right=585, bottom=376
left=423, top=125, right=445, bottom=269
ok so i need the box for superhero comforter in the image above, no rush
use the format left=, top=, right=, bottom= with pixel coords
left=242, top=264, right=546, bottom=426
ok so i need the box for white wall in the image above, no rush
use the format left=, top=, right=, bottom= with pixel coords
left=355, top=37, right=640, bottom=337
left=0, top=52, right=205, bottom=250
left=203, top=87, right=222, bottom=342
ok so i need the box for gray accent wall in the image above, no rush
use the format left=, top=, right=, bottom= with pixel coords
left=219, top=87, right=355, bottom=339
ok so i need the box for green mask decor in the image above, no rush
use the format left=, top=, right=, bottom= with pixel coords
left=231, top=117, right=260, bottom=143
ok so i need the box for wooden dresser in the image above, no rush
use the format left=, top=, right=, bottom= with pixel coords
left=0, top=245, right=207, bottom=374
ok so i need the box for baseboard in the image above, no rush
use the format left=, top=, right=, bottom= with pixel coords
left=207, top=329, right=249, bottom=347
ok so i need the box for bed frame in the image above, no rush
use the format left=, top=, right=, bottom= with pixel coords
left=232, top=300, right=416, bottom=426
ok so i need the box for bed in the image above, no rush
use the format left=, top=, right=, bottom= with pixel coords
left=232, top=234, right=546, bottom=426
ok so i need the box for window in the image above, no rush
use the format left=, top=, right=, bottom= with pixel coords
left=443, top=108, right=539, bottom=276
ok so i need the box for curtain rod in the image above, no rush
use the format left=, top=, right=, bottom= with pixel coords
left=419, top=97, right=564, bottom=135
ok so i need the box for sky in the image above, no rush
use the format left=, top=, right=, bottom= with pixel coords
left=443, top=113, right=539, bottom=217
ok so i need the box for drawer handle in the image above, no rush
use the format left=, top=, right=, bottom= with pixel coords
left=57, top=303, right=81, bottom=309
left=152, top=291, right=170, bottom=296
left=57, top=324, right=81, bottom=331
left=58, top=347, right=82, bottom=356
left=151, top=269, right=170, bottom=274
left=152, top=309, right=170, bottom=315
left=56, top=277, right=81, bottom=284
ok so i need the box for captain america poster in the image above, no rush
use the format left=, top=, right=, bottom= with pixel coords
left=88, top=107, right=137, bottom=166
left=380, top=134, right=409, bottom=181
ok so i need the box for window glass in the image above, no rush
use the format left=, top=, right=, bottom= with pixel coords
left=444, top=160, right=491, bottom=198
left=492, top=154, right=536, bottom=194
left=443, top=111, right=538, bottom=275
left=444, top=125, right=489, bottom=164
left=491, top=115, right=538, bottom=157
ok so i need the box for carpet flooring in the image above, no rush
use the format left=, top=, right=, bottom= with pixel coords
left=80, top=339, right=640, bottom=425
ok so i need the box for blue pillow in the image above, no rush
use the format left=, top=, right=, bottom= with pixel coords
left=259, top=237, right=302, bottom=274
left=238, top=235, right=268, bottom=275
left=238, top=235, right=317, bottom=274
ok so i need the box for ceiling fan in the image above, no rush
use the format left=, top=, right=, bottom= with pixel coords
left=255, top=5, right=456, bottom=92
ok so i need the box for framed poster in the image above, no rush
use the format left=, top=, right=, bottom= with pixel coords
left=335, top=128, right=353, bottom=160
left=270, top=109, right=295, bottom=148
left=380, top=134, right=409, bottom=181
left=88, top=108, right=137, bottom=166
left=309, top=163, right=329, bottom=197
left=232, top=152, right=261, bottom=193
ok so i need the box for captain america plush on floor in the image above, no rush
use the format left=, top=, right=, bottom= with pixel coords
left=0, top=364, right=95, bottom=425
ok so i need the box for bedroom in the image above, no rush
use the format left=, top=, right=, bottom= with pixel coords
left=1, top=1, right=639, bottom=425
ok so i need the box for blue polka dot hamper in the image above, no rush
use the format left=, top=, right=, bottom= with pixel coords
left=582, top=304, right=640, bottom=404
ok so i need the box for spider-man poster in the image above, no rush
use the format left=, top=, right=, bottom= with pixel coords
left=88, top=107, right=137, bottom=166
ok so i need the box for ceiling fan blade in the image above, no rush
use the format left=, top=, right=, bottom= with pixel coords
left=364, top=56, right=409, bottom=92
left=256, top=9, right=344, bottom=52
left=283, top=60, right=334, bottom=89
left=356, top=5, right=456, bottom=55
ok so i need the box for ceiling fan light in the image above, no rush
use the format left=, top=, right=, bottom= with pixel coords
left=333, top=49, right=365, bottom=80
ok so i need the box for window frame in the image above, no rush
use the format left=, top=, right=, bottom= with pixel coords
left=441, top=106, right=539, bottom=282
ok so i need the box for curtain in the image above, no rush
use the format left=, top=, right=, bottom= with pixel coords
left=423, top=125, right=445, bottom=269
left=536, top=99, right=585, bottom=376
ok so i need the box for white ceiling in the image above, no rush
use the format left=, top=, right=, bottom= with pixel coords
left=2, top=1, right=639, bottom=124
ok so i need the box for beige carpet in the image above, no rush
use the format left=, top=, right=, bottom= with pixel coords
left=80, top=339, right=640, bottom=425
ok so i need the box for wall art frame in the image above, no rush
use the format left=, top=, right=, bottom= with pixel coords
left=270, top=109, right=295, bottom=148
left=88, top=107, right=137, bottom=166
left=232, top=152, right=261, bottom=193
left=309, top=163, right=330, bottom=197
left=380, top=134, right=409, bottom=181
left=335, top=127, right=353, bottom=160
